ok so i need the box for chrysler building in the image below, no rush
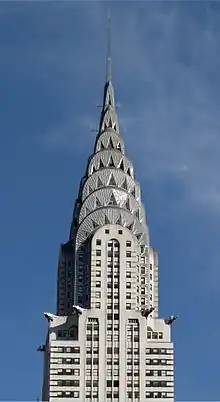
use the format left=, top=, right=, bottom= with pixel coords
left=40, top=20, right=175, bottom=402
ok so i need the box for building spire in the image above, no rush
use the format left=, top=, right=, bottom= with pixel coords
left=106, top=13, right=111, bottom=83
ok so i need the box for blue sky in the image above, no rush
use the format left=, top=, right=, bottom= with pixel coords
left=0, top=1, right=220, bottom=400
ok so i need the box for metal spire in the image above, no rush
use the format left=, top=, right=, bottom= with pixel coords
left=106, top=13, right=111, bottom=82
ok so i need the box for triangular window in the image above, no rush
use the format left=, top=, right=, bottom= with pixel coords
left=119, top=160, right=124, bottom=171
left=99, top=159, right=104, bottom=169
left=125, top=198, right=130, bottom=210
left=127, top=223, right=133, bottom=231
left=96, top=198, right=102, bottom=207
left=108, top=156, right=115, bottom=167
left=100, top=142, right=105, bottom=149
left=107, top=137, right=114, bottom=149
left=88, top=186, right=93, bottom=194
left=136, top=233, right=142, bottom=240
left=121, top=178, right=128, bottom=190
left=127, top=167, right=131, bottom=176
left=105, top=215, right=110, bottom=224
left=109, top=174, right=116, bottom=186
left=131, top=187, right=136, bottom=197
left=92, top=220, right=99, bottom=229
left=108, top=194, right=117, bottom=206
left=116, top=215, right=122, bottom=225
left=97, top=177, right=103, bottom=188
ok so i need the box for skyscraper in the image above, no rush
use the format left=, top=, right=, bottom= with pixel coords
left=41, top=21, right=175, bottom=402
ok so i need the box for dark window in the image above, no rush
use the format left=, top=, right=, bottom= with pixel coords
left=126, top=241, right=131, bottom=247
left=96, top=239, right=101, bottom=245
left=107, top=380, right=112, bottom=387
left=105, top=229, right=110, bottom=234
left=118, top=230, right=123, bottom=234
left=126, top=251, right=131, bottom=257
left=96, top=250, right=101, bottom=256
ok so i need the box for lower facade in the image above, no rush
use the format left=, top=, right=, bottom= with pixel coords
left=42, top=309, right=174, bottom=402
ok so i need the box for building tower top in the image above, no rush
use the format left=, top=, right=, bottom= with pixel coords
left=69, top=17, right=149, bottom=251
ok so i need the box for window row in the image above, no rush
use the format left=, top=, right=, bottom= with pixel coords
left=51, top=391, right=79, bottom=398
left=146, top=380, right=172, bottom=387
left=146, top=370, right=173, bottom=376
left=96, top=239, right=132, bottom=247
left=146, top=391, right=173, bottom=398
left=54, top=346, right=80, bottom=353
left=105, top=229, right=123, bottom=235
left=52, top=380, right=79, bottom=387
left=86, top=335, right=99, bottom=341
left=146, top=348, right=173, bottom=355
left=56, top=328, right=78, bottom=340
left=86, top=348, right=99, bottom=354
left=106, top=347, right=120, bottom=354
left=52, top=358, right=80, bottom=364
left=146, top=359, right=173, bottom=366
left=85, top=380, right=99, bottom=387
left=147, top=331, right=163, bottom=340
left=51, top=368, right=80, bottom=375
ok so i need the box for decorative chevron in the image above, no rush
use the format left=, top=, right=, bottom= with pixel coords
left=70, top=70, right=149, bottom=250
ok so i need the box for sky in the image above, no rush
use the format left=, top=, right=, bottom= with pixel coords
left=0, top=1, right=220, bottom=400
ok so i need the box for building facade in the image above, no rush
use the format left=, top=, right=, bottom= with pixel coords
left=41, top=41, right=175, bottom=402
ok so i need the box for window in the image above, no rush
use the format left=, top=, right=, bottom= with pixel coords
left=126, top=271, right=131, bottom=278
left=118, top=229, right=123, bottom=234
left=95, top=302, right=101, bottom=309
left=96, top=281, right=101, bottom=288
left=72, top=346, right=80, bottom=353
left=126, top=241, right=131, bottom=247
left=126, top=282, right=131, bottom=289
left=152, top=332, right=158, bottom=339
left=126, top=251, right=131, bottom=257
left=105, top=229, right=110, bottom=234
left=96, top=270, right=101, bottom=277
left=126, top=303, right=131, bottom=310
left=96, top=250, right=101, bottom=256
left=96, top=260, right=101, bottom=266
left=95, top=292, right=101, bottom=298
left=126, top=261, right=131, bottom=268
left=96, top=239, right=101, bottom=245
left=126, top=293, right=131, bottom=299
